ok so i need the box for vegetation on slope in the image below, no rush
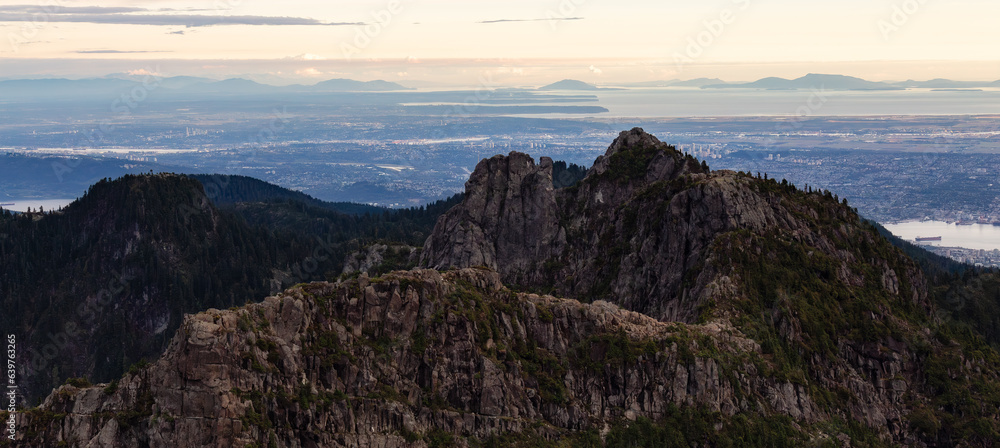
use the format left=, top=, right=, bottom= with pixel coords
left=705, top=174, right=1000, bottom=446
left=0, top=173, right=460, bottom=403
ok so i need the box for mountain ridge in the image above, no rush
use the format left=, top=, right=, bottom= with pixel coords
left=702, top=74, right=904, bottom=91
left=417, top=128, right=1000, bottom=444
left=10, top=268, right=830, bottom=447
left=7, top=130, right=1000, bottom=446
left=0, top=173, right=459, bottom=404
left=538, top=79, right=623, bottom=91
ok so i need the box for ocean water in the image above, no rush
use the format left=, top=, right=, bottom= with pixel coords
left=882, top=220, right=1000, bottom=251
left=520, top=88, right=1000, bottom=118
left=1, top=198, right=76, bottom=213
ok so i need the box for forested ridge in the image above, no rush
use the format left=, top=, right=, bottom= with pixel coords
left=0, top=173, right=460, bottom=403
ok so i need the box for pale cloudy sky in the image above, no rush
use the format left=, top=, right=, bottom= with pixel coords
left=1, top=0, right=998, bottom=84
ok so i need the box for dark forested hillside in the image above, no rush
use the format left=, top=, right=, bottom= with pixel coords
left=0, top=174, right=280, bottom=402
left=0, top=173, right=461, bottom=404
left=876, top=222, right=1000, bottom=351
left=186, top=174, right=386, bottom=215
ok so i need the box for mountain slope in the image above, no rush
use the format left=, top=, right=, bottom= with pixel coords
left=6, top=268, right=860, bottom=447
left=186, top=174, right=388, bottom=215
left=421, top=129, right=924, bottom=323
left=418, top=128, right=1000, bottom=444
left=0, top=174, right=460, bottom=404
left=0, top=174, right=283, bottom=403
left=12, top=263, right=1000, bottom=447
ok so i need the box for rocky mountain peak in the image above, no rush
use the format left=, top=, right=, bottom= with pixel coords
left=421, top=151, right=562, bottom=273
left=588, top=127, right=702, bottom=182
left=606, top=127, right=666, bottom=156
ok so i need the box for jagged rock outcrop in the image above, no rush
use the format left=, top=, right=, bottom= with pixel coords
left=421, top=128, right=928, bottom=323
left=341, top=244, right=420, bottom=276
left=414, top=129, right=1000, bottom=446
left=12, top=266, right=998, bottom=447
left=421, top=153, right=565, bottom=274
left=12, top=268, right=823, bottom=447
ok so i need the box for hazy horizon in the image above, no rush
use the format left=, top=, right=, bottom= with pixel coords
left=2, top=0, right=998, bottom=84
left=2, top=62, right=999, bottom=88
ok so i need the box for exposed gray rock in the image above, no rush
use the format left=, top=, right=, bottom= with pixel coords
left=342, top=244, right=419, bottom=276
left=422, top=128, right=923, bottom=323
left=14, top=269, right=812, bottom=447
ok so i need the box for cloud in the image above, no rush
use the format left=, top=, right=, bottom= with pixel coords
left=283, top=54, right=329, bottom=62
left=477, top=17, right=583, bottom=24
left=126, top=68, right=161, bottom=76
left=589, top=65, right=603, bottom=75
left=168, top=30, right=186, bottom=35
left=495, top=67, right=526, bottom=76
left=75, top=50, right=169, bottom=54
left=0, top=5, right=146, bottom=14
left=295, top=68, right=324, bottom=77
left=289, top=54, right=328, bottom=61
left=0, top=7, right=363, bottom=27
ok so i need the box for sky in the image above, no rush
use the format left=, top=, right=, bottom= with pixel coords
left=1, top=0, right=999, bottom=85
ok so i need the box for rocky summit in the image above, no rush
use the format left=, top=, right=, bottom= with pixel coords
left=422, top=128, right=925, bottom=323
left=7, top=129, right=1000, bottom=447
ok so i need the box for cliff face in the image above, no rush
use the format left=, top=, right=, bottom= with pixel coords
left=421, top=128, right=927, bottom=323
left=11, top=268, right=827, bottom=447
left=414, top=129, right=1000, bottom=445
left=13, top=267, right=999, bottom=447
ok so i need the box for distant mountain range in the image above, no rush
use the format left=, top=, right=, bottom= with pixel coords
left=0, top=76, right=412, bottom=100
left=538, top=79, right=622, bottom=91
left=536, top=75, right=1000, bottom=92
left=699, top=74, right=1000, bottom=91
left=618, top=78, right=725, bottom=88
left=701, top=74, right=904, bottom=91
left=892, top=78, right=1000, bottom=89
left=4, top=74, right=998, bottom=99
